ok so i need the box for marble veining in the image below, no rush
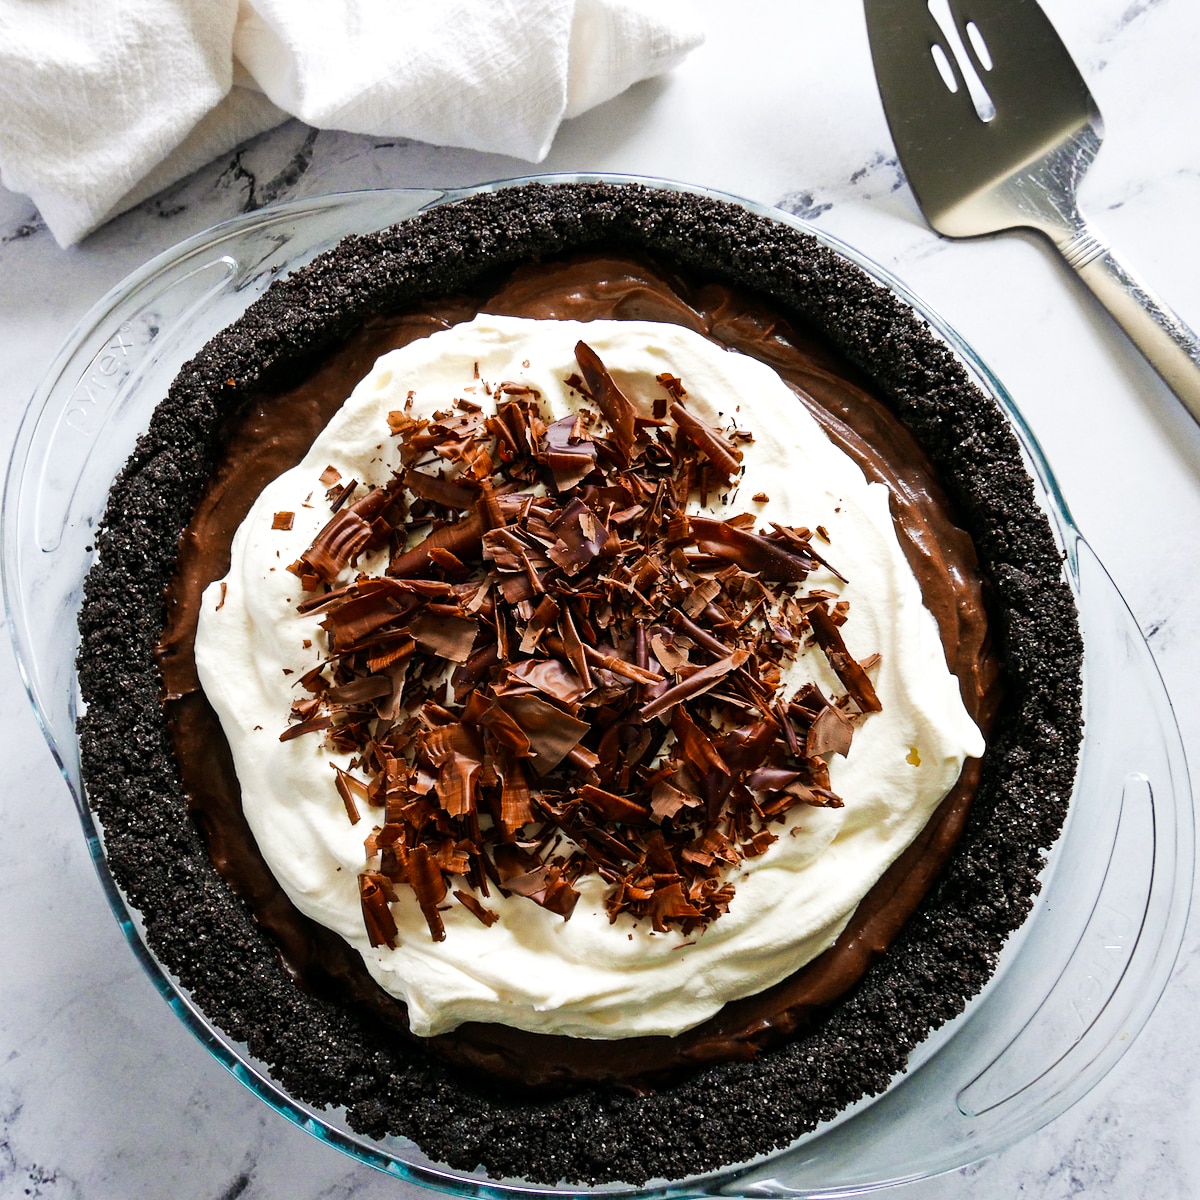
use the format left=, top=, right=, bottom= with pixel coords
left=2, top=1, right=1199, bottom=1197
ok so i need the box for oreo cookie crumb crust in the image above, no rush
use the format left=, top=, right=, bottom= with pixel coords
left=76, top=182, right=1082, bottom=1186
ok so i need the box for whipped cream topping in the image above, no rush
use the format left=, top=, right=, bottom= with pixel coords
left=195, top=315, right=984, bottom=1040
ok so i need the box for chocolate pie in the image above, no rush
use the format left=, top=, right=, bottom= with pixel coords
left=77, top=181, right=1082, bottom=1184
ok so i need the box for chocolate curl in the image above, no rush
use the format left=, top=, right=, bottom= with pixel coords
left=453, top=889, right=499, bottom=927
left=558, top=605, right=593, bottom=689
left=403, top=467, right=478, bottom=510
left=296, top=575, right=415, bottom=616
left=638, top=650, right=750, bottom=720
left=746, top=766, right=803, bottom=792
left=743, top=828, right=778, bottom=858
left=480, top=523, right=524, bottom=570
left=476, top=479, right=506, bottom=532
left=496, top=755, right=535, bottom=833
left=295, top=485, right=396, bottom=587
left=323, top=675, right=395, bottom=706
left=332, top=765, right=371, bottom=826
left=364, top=638, right=417, bottom=686
left=402, top=844, right=448, bottom=942
left=579, top=784, right=654, bottom=826
left=492, top=398, right=531, bottom=460
left=669, top=608, right=734, bottom=657
left=772, top=521, right=848, bottom=583
left=719, top=719, right=778, bottom=776
left=546, top=497, right=610, bottom=575
left=565, top=743, right=601, bottom=774
left=296, top=511, right=370, bottom=585
left=359, top=873, right=399, bottom=949
left=669, top=401, right=742, bottom=481
left=647, top=880, right=703, bottom=933
left=689, top=517, right=817, bottom=582
left=649, top=632, right=690, bottom=674
left=519, top=595, right=559, bottom=654
left=333, top=768, right=360, bottom=825
left=317, top=584, right=416, bottom=652
left=807, top=605, right=883, bottom=713
left=424, top=723, right=483, bottom=818
left=681, top=577, right=721, bottom=619
left=575, top=341, right=637, bottom=462
left=657, top=371, right=687, bottom=402
left=650, top=779, right=700, bottom=822
left=391, top=510, right=484, bottom=578
left=279, top=713, right=332, bottom=742
left=580, top=643, right=663, bottom=685
left=479, top=703, right=533, bottom=758
left=390, top=494, right=526, bottom=577
left=451, top=642, right=500, bottom=701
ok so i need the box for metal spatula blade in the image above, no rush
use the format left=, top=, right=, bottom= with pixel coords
left=865, top=0, right=1200, bottom=419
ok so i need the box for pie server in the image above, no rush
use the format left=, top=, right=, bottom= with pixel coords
left=864, top=0, right=1200, bottom=420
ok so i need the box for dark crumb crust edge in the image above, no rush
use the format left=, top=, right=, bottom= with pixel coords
left=75, top=182, right=1082, bottom=1187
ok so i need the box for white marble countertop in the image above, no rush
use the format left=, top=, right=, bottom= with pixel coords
left=2, top=2, right=1198, bottom=1196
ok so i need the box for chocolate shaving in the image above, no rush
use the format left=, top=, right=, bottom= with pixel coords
left=498, top=695, right=590, bottom=774
left=333, top=764, right=367, bottom=823
left=404, top=844, right=448, bottom=941
left=324, top=676, right=394, bottom=705
left=359, top=872, right=398, bottom=949
left=650, top=779, right=699, bottom=821
left=808, top=604, right=882, bottom=714
left=506, top=658, right=590, bottom=706
left=453, top=888, right=499, bottom=926
left=669, top=402, right=742, bottom=481
left=638, top=650, right=749, bottom=721
left=408, top=613, right=479, bottom=663
left=501, top=863, right=581, bottom=919
left=403, top=467, right=478, bottom=510
left=690, top=517, right=817, bottom=582
left=806, top=704, right=855, bottom=759
left=575, top=341, right=637, bottom=461
left=542, top=413, right=598, bottom=491
left=293, top=486, right=393, bottom=586
left=278, top=713, right=332, bottom=741
left=579, top=785, right=654, bottom=826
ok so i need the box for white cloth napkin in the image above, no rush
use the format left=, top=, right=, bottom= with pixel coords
left=0, top=0, right=703, bottom=248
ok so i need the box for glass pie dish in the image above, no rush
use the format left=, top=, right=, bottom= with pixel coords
left=3, top=176, right=1193, bottom=1197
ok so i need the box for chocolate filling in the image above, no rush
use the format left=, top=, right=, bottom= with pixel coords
left=78, top=182, right=1082, bottom=1184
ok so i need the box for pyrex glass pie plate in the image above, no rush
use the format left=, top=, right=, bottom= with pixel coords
left=3, top=176, right=1193, bottom=1197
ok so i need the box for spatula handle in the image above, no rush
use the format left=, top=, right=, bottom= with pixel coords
left=1055, top=220, right=1200, bottom=422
